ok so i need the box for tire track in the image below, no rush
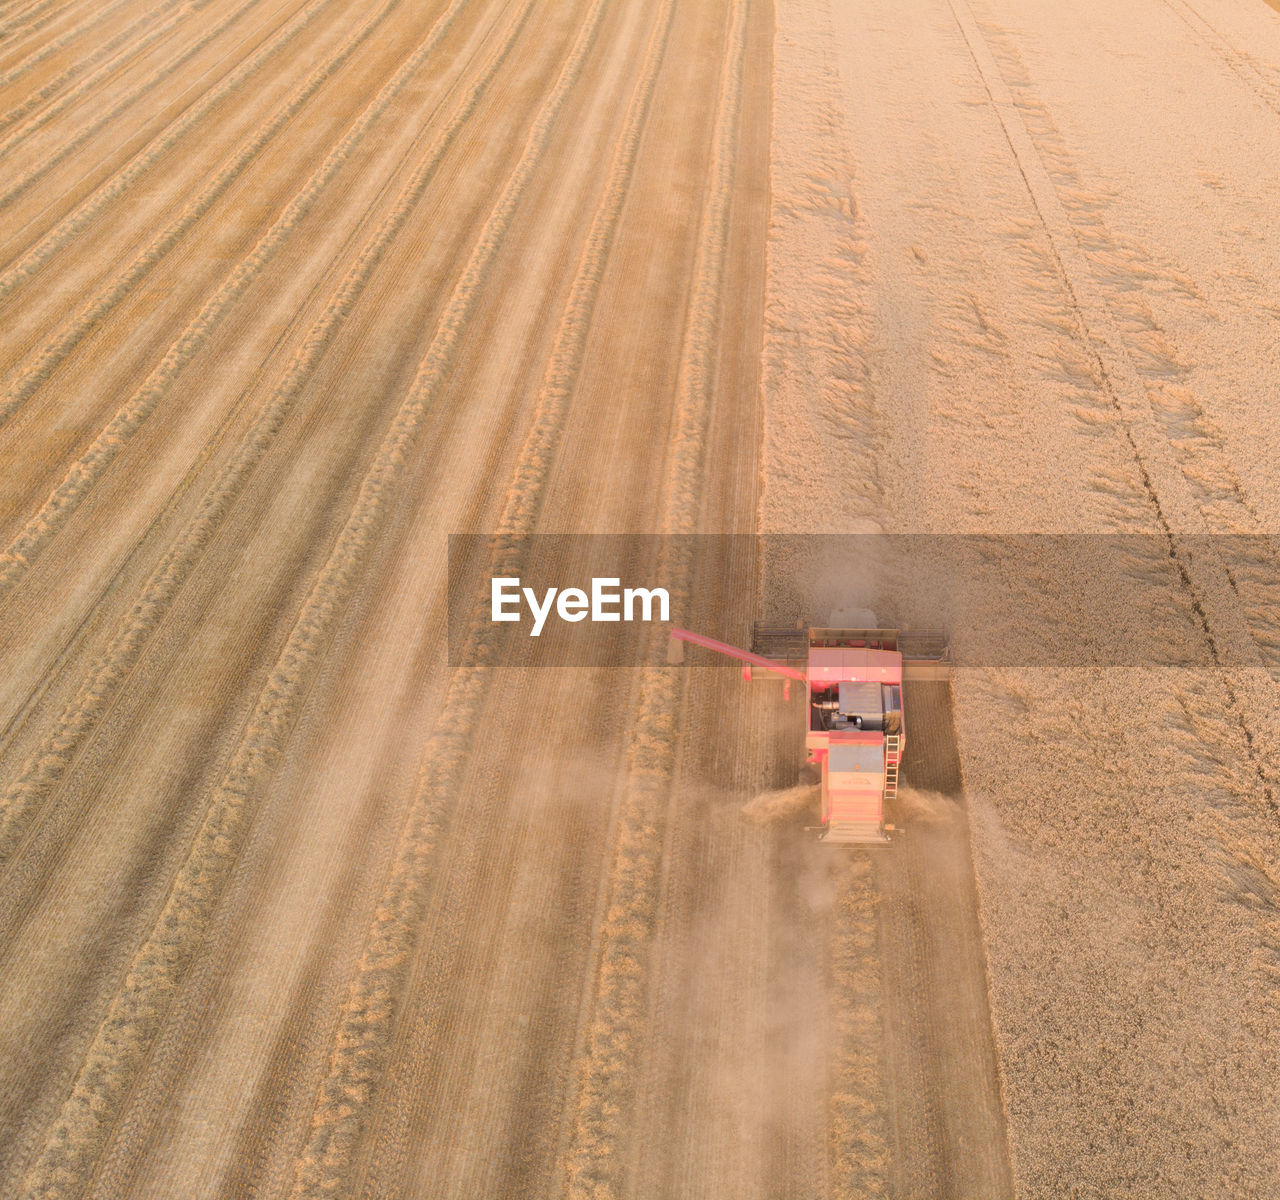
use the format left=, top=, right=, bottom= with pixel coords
left=960, top=8, right=1280, bottom=679
left=277, top=3, right=686, bottom=1194
left=16, top=0, right=587, bottom=1193
left=875, top=845, right=949, bottom=1199
left=560, top=5, right=748, bottom=1197
left=85, top=626, right=418, bottom=1200
left=0, top=0, right=490, bottom=602
left=0, top=0, right=403, bottom=424
left=950, top=0, right=1280, bottom=813
left=346, top=653, right=624, bottom=1200
left=0, top=0, right=214, bottom=145
left=0, top=0, right=307, bottom=235
left=621, top=681, right=769, bottom=1200
left=1162, top=0, right=1280, bottom=118
left=875, top=684, right=1014, bottom=1199
left=155, top=508, right=477, bottom=1200
left=0, top=0, right=503, bottom=878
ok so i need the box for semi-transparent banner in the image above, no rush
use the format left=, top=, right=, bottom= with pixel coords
left=446, top=533, right=1280, bottom=669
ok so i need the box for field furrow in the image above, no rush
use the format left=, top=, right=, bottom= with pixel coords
left=0, top=0, right=210, bottom=145
left=248, top=8, right=725, bottom=1197
left=282, top=4, right=629, bottom=1194
left=0, top=0, right=405, bottom=430
left=0, top=0, right=316, bottom=253
left=0, top=0, right=513, bottom=876
left=9, top=0, right=604, bottom=1183
left=0, top=0, right=91, bottom=50
left=0, top=0, right=492, bottom=596
left=562, top=6, right=750, bottom=1197
left=0, top=0, right=145, bottom=101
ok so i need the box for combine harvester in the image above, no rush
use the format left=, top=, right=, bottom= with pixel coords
left=669, top=622, right=950, bottom=843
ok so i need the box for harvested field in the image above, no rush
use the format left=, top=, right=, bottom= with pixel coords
left=0, top=0, right=1277, bottom=1196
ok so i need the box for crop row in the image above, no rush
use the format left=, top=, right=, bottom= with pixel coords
left=0, top=0, right=86, bottom=48
left=283, top=1, right=672, bottom=1194
left=9, top=1, right=562, bottom=1194
left=829, top=856, right=889, bottom=1196
left=562, top=3, right=749, bottom=1196
left=0, top=0, right=133, bottom=100
left=0, top=0, right=467, bottom=598
left=0, top=0, right=500, bottom=878
left=0, top=0, right=202, bottom=139
left=0, top=0, right=322, bottom=250
left=0, top=0, right=404, bottom=428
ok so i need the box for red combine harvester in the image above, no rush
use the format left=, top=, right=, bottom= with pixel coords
left=669, top=624, right=951, bottom=843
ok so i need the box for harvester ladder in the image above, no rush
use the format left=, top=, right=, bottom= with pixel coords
left=883, top=734, right=901, bottom=804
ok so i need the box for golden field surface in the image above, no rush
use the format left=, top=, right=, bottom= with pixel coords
left=1, top=0, right=1278, bottom=1196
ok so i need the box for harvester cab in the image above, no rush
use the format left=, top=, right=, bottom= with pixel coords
left=669, top=622, right=950, bottom=844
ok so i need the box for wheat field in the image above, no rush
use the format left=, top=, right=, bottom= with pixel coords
left=1, top=0, right=1278, bottom=1196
